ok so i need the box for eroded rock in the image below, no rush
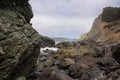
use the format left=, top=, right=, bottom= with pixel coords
left=0, top=0, right=41, bottom=80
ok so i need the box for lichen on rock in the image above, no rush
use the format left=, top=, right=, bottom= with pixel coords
left=0, top=0, right=41, bottom=80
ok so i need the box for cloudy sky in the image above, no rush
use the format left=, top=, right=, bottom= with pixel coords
left=29, top=0, right=120, bottom=39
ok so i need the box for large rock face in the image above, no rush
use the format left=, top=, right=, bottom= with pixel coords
left=80, top=7, right=120, bottom=43
left=0, top=0, right=41, bottom=80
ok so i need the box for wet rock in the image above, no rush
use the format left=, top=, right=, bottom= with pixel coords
left=44, top=49, right=56, bottom=55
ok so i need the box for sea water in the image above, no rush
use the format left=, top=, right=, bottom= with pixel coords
left=40, top=47, right=59, bottom=55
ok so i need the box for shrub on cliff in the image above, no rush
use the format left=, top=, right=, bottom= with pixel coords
left=102, top=7, right=120, bottom=22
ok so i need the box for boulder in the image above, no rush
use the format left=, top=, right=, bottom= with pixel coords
left=106, top=67, right=120, bottom=80
left=36, top=67, right=74, bottom=80
left=68, top=63, right=86, bottom=79
left=76, top=40, right=104, bottom=56
left=58, top=58, right=75, bottom=69
left=0, top=0, right=41, bottom=80
left=102, top=57, right=119, bottom=71
left=40, top=36, right=55, bottom=47
left=81, top=66, right=104, bottom=80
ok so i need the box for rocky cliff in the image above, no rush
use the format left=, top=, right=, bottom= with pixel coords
left=80, top=7, right=120, bottom=43
left=0, top=0, right=41, bottom=80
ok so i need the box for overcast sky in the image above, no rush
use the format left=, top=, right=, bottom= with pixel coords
left=29, top=0, right=120, bottom=39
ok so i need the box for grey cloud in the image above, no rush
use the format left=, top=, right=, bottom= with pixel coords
left=29, top=0, right=120, bottom=38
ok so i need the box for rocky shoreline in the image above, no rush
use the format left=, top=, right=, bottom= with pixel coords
left=30, top=41, right=120, bottom=80
left=0, top=0, right=120, bottom=80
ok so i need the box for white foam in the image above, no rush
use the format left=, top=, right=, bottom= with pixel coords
left=41, top=47, right=58, bottom=52
left=40, top=47, right=59, bottom=55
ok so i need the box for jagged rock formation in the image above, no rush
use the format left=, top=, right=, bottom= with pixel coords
left=80, top=7, right=120, bottom=43
left=0, top=0, right=41, bottom=80
left=0, top=0, right=33, bottom=23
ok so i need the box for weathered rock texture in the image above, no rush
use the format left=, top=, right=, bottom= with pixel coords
left=0, top=0, right=41, bottom=80
left=31, top=40, right=120, bottom=80
left=80, top=7, right=120, bottom=43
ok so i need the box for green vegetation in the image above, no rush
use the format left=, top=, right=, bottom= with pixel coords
left=102, top=7, right=120, bottom=22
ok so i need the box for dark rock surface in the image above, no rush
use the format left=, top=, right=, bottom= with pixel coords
left=58, top=58, right=75, bottom=69
left=31, top=40, right=120, bottom=80
left=40, top=36, right=55, bottom=47
left=0, top=0, right=41, bottom=80
left=81, top=66, right=104, bottom=80
left=56, top=41, right=76, bottom=49
left=0, top=0, right=33, bottom=23
left=68, top=63, right=86, bottom=78
left=35, top=67, right=74, bottom=80
left=111, top=43, right=120, bottom=63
